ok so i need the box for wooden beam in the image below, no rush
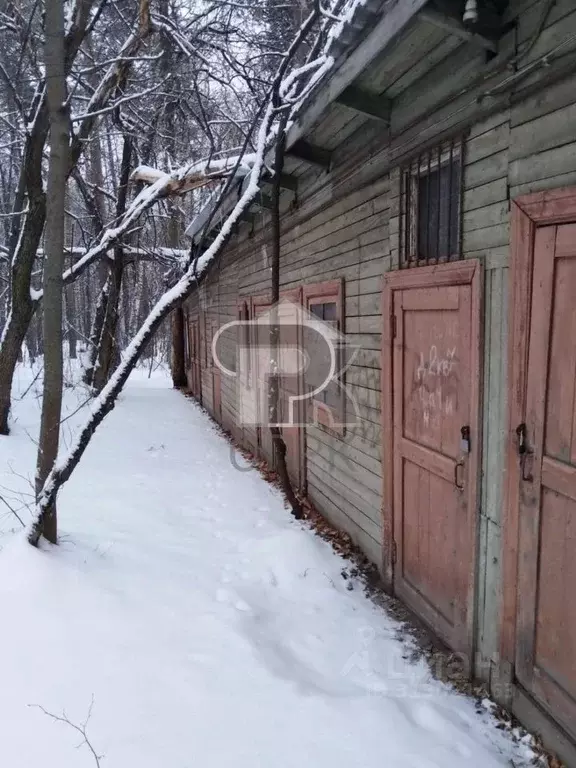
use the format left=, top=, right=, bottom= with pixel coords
left=262, top=171, right=298, bottom=192
left=255, top=192, right=273, bottom=211
left=420, top=8, right=498, bottom=53
left=349, top=4, right=380, bottom=32
left=277, top=172, right=298, bottom=192
left=287, top=139, right=331, bottom=169
left=286, top=0, right=429, bottom=148
left=336, top=85, right=391, bottom=122
left=239, top=209, right=256, bottom=225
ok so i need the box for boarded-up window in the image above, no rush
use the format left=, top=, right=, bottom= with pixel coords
left=400, top=140, right=462, bottom=267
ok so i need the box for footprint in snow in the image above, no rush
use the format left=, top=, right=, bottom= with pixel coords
left=215, top=588, right=252, bottom=613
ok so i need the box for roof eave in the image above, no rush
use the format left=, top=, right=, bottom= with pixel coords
left=187, top=0, right=430, bottom=245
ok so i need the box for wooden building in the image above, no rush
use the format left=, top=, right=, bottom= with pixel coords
left=179, top=0, right=576, bottom=761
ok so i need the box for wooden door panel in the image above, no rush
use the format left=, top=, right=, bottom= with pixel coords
left=279, top=315, right=302, bottom=489
left=205, top=321, right=222, bottom=422
left=388, top=264, right=480, bottom=657
left=188, top=320, right=202, bottom=399
left=400, top=437, right=455, bottom=483
left=542, top=457, right=576, bottom=502
left=213, top=367, right=222, bottom=422
left=251, top=294, right=303, bottom=490
left=534, top=489, right=576, bottom=687
left=515, top=222, right=576, bottom=738
left=401, top=458, right=460, bottom=625
left=253, top=302, right=275, bottom=466
left=402, top=300, right=468, bottom=460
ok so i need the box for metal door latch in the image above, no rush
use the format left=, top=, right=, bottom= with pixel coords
left=454, top=461, right=465, bottom=491
left=516, top=423, right=527, bottom=454
left=516, top=423, right=533, bottom=481
left=460, top=425, right=471, bottom=454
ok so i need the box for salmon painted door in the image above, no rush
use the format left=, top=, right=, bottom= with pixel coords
left=210, top=321, right=222, bottom=423
left=251, top=294, right=304, bottom=489
left=278, top=290, right=304, bottom=490
left=514, top=222, right=576, bottom=738
left=188, top=318, right=201, bottom=400
left=252, top=299, right=275, bottom=466
left=204, top=319, right=221, bottom=422
left=384, top=262, right=481, bottom=658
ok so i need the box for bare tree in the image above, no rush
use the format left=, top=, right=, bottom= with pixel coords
left=34, top=0, right=70, bottom=543
left=30, top=697, right=102, bottom=767
left=27, top=0, right=346, bottom=545
left=0, top=0, right=98, bottom=434
left=90, top=132, right=133, bottom=392
left=0, top=0, right=154, bottom=432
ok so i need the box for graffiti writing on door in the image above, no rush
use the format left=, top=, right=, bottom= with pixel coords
left=415, top=340, right=459, bottom=429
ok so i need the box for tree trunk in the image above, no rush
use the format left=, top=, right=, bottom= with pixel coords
left=82, top=130, right=109, bottom=384
left=65, top=285, right=78, bottom=360
left=0, top=0, right=98, bottom=434
left=33, top=0, right=69, bottom=544
left=268, top=115, right=302, bottom=519
left=0, top=193, right=45, bottom=433
left=167, top=175, right=185, bottom=387
left=0, top=2, right=148, bottom=430
left=83, top=278, right=108, bottom=386
left=91, top=136, right=132, bottom=392
left=91, top=264, right=122, bottom=391
left=161, top=1, right=186, bottom=390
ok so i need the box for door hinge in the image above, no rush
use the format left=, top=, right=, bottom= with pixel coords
left=391, top=314, right=397, bottom=338
left=392, top=540, right=397, bottom=565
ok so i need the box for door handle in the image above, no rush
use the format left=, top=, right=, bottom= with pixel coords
left=454, top=460, right=465, bottom=491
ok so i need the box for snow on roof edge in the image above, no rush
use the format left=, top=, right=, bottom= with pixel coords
left=185, top=0, right=389, bottom=247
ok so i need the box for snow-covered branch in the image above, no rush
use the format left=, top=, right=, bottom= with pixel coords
left=28, top=0, right=347, bottom=542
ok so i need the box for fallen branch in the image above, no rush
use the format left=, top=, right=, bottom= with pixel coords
left=28, top=0, right=363, bottom=546
left=0, top=493, right=25, bottom=527
left=29, top=697, right=102, bottom=767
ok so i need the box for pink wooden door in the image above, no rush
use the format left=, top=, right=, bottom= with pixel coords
left=384, top=262, right=481, bottom=658
left=514, top=222, right=576, bottom=737
left=251, top=294, right=303, bottom=489
left=252, top=299, right=275, bottom=466
left=210, top=321, right=222, bottom=423
left=278, top=289, right=304, bottom=490
left=188, top=319, right=201, bottom=400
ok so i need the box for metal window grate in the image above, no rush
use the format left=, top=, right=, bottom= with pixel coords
left=400, top=139, right=463, bottom=268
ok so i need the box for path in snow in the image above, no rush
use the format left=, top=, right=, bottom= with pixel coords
left=0, top=369, right=534, bottom=767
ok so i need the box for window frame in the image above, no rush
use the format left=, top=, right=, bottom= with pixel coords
left=401, top=140, right=463, bottom=268
left=303, top=278, right=345, bottom=435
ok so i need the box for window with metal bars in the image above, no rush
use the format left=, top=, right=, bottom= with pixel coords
left=400, top=140, right=463, bottom=267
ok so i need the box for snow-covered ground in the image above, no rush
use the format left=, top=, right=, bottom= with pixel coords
left=0, top=366, right=536, bottom=768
